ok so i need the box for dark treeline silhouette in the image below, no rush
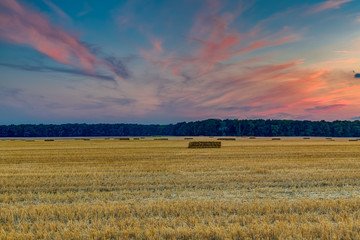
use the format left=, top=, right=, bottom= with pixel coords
left=1, top=119, right=360, bottom=137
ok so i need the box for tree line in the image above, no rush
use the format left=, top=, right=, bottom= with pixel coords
left=1, top=119, right=360, bottom=137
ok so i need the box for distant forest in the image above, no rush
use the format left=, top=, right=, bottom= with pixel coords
left=1, top=119, right=360, bottom=137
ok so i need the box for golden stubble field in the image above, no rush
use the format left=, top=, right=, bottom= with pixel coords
left=0, top=137, right=360, bottom=239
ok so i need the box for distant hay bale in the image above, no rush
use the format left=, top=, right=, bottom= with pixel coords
left=303, top=137, right=310, bottom=139
left=249, top=136, right=256, bottom=139
left=326, top=138, right=332, bottom=140
left=133, top=138, right=140, bottom=140
left=184, top=137, right=193, bottom=140
left=44, top=139, right=54, bottom=141
left=272, top=138, right=281, bottom=140
left=154, top=138, right=168, bottom=140
left=217, top=138, right=236, bottom=141
left=188, top=141, right=221, bottom=148
left=82, top=138, right=90, bottom=141
left=349, top=139, right=358, bottom=141
left=117, top=138, right=130, bottom=140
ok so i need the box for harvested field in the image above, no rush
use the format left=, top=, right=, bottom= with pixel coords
left=1, top=137, right=360, bottom=239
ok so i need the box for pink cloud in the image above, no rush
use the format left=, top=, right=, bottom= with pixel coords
left=139, top=1, right=300, bottom=78
left=308, top=0, right=353, bottom=14
left=0, top=0, right=122, bottom=79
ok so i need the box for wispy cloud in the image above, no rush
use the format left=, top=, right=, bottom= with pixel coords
left=0, top=0, right=128, bottom=80
left=77, top=3, right=92, bottom=17
left=42, top=0, right=71, bottom=20
left=308, top=0, right=353, bottom=14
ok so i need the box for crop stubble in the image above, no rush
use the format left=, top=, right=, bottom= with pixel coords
left=0, top=138, right=360, bottom=239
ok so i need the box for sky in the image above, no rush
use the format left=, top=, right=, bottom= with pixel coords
left=1, top=0, right=360, bottom=124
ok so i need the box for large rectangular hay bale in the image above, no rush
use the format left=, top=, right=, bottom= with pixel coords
left=271, top=138, right=281, bottom=140
left=188, top=141, right=221, bottom=148
left=154, top=138, right=168, bottom=140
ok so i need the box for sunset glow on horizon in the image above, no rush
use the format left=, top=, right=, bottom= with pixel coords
left=1, top=0, right=360, bottom=124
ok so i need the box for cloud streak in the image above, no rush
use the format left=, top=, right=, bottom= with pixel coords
left=305, top=104, right=346, bottom=112
left=42, top=0, right=71, bottom=20
left=308, top=0, right=353, bottom=14
left=0, top=62, right=116, bottom=82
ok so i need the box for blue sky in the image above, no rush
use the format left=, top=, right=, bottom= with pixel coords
left=1, top=0, right=360, bottom=124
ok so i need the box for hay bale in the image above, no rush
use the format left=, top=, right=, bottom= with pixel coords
left=326, top=138, right=332, bottom=140
left=303, top=137, right=310, bottom=139
left=217, top=138, right=236, bottom=141
left=44, top=139, right=55, bottom=141
left=188, top=141, right=221, bottom=148
left=349, top=139, right=358, bottom=141
left=133, top=138, right=140, bottom=140
left=272, top=138, right=281, bottom=140
left=249, top=136, right=256, bottom=139
left=117, top=137, right=130, bottom=140
left=184, top=137, right=193, bottom=140
left=154, top=138, right=168, bottom=140
left=82, top=138, right=90, bottom=141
